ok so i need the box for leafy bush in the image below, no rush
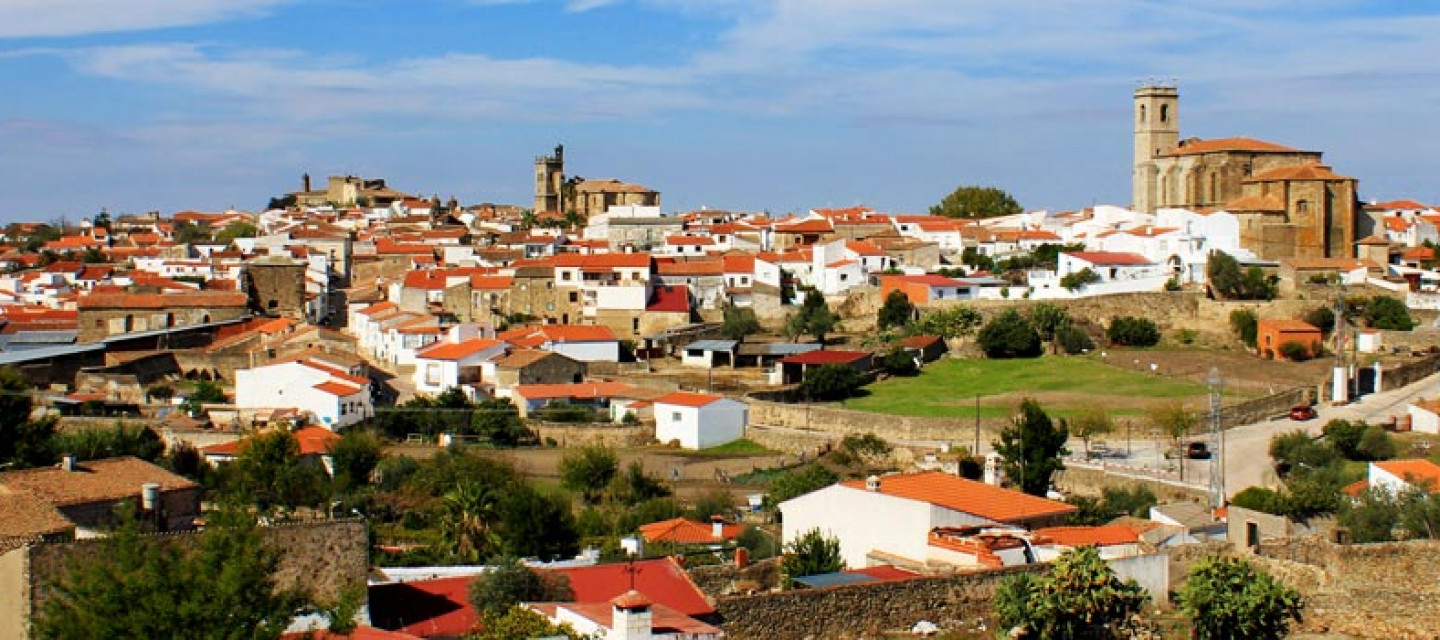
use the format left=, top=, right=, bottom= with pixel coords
left=1230, top=308, right=1259, bottom=348
left=798, top=364, right=864, bottom=401
left=1164, top=276, right=1182, bottom=291
left=1178, top=556, right=1302, bottom=640
left=995, top=546, right=1148, bottom=638
left=762, top=464, right=839, bottom=513
left=1060, top=268, right=1101, bottom=292
left=977, top=309, right=1042, bottom=359
left=877, top=290, right=915, bottom=331
left=1268, top=430, right=1338, bottom=477
left=780, top=528, right=844, bottom=588
left=1364, top=295, right=1414, bottom=330
left=468, top=556, right=574, bottom=619
left=1055, top=325, right=1095, bottom=355
left=1277, top=341, right=1312, bottom=362
left=1230, top=487, right=1286, bottom=514
left=880, top=348, right=919, bottom=377
left=1107, top=316, right=1160, bottom=347
left=1356, top=426, right=1396, bottom=461
left=531, top=402, right=601, bottom=423
left=1305, top=306, right=1336, bottom=336
left=1321, top=420, right=1366, bottom=459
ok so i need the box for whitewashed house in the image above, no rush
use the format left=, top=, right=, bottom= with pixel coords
left=411, top=324, right=506, bottom=398
left=652, top=391, right=748, bottom=450
left=235, top=359, right=373, bottom=430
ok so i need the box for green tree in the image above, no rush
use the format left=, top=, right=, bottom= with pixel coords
left=440, top=481, right=502, bottom=563
left=474, top=606, right=585, bottom=640
left=181, top=379, right=226, bottom=415
left=1151, top=402, right=1199, bottom=478
left=781, top=528, right=844, bottom=588
left=0, top=365, right=57, bottom=469
left=472, top=398, right=532, bottom=446
left=1321, top=419, right=1366, bottom=459
left=787, top=288, right=836, bottom=343
left=1055, top=324, right=1095, bottom=355
left=1338, top=487, right=1401, bottom=542
left=1268, top=430, right=1337, bottom=477
left=720, top=304, right=762, bottom=341
left=559, top=445, right=619, bottom=503
left=798, top=363, right=864, bottom=401
left=880, top=347, right=919, bottom=377
left=911, top=305, right=982, bottom=340
left=762, top=463, right=839, bottom=513
left=214, top=221, right=259, bottom=245
left=228, top=430, right=330, bottom=510
left=1364, top=295, right=1414, bottom=330
left=1209, top=251, right=1276, bottom=300
left=977, top=309, right=1042, bottom=359
left=1107, top=315, right=1160, bottom=347
left=996, top=546, right=1149, bottom=639
left=467, top=556, right=574, bottom=619
left=52, top=423, right=164, bottom=463
left=877, top=289, right=916, bottom=331
left=1305, top=306, right=1337, bottom=336
left=1278, top=341, right=1312, bottom=361
left=1028, top=303, right=1071, bottom=353
left=329, top=429, right=383, bottom=497
left=496, top=485, right=580, bottom=560
left=34, top=504, right=305, bottom=640
left=172, top=220, right=213, bottom=245
left=1355, top=425, right=1396, bottom=461
left=993, top=398, right=1069, bottom=496
left=929, top=185, right=1022, bottom=219
left=1060, top=267, right=1102, bottom=292
left=1230, top=308, right=1259, bottom=348
left=606, top=460, right=672, bottom=507
left=1070, top=409, right=1114, bottom=459
left=1178, top=555, right=1302, bottom=640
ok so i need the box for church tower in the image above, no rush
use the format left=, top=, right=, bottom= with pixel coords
left=534, top=144, right=565, bottom=213
left=1132, top=83, right=1179, bottom=213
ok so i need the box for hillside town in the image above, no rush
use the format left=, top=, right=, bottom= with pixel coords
left=4, top=85, right=1440, bottom=640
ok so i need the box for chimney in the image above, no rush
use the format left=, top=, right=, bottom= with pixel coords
left=734, top=546, right=750, bottom=569
left=984, top=452, right=1005, bottom=486
left=865, top=475, right=881, bottom=492
left=141, top=483, right=161, bottom=512
left=61, top=454, right=76, bottom=472
left=710, top=515, right=724, bottom=540
left=611, top=590, right=652, bottom=640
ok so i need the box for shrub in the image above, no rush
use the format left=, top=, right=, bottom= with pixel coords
left=1364, top=295, right=1414, bottom=330
left=1060, top=268, right=1101, bottom=292
left=1230, top=308, right=1259, bottom=348
left=798, top=364, right=864, bottom=401
left=1178, top=556, right=1302, bottom=640
left=880, top=348, right=919, bottom=377
left=977, top=309, right=1042, bottom=359
left=1321, top=419, right=1366, bottom=459
left=877, top=290, right=915, bottom=331
left=1107, top=316, right=1160, bottom=347
left=1304, top=306, right=1336, bottom=336
left=1055, top=324, right=1095, bottom=354
left=1164, top=276, right=1182, bottom=291
left=1277, top=341, right=1312, bottom=362
left=1356, top=426, right=1396, bottom=461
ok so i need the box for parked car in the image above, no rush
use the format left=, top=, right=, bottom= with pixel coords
left=1164, top=442, right=1211, bottom=460
left=1289, top=405, right=1318, bottom=421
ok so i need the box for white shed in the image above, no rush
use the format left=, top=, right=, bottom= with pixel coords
left=652, top=391, right=748, bottom=450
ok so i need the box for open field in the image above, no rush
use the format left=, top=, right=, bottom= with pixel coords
left=841, top=354, right=1239, bottom=420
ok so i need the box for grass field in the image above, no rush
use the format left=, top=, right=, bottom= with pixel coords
left=842, top=356, right=1214, bottom=419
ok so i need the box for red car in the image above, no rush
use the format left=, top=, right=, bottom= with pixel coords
left=1289, top=405, right=1318, bottom=421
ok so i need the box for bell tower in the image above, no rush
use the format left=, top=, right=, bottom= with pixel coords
left=1132, top=83, right=1179, bottom=213
left=534, top=144, right=565, bottom=213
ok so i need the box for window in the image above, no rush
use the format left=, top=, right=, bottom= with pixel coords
left=1139, top=104, right=1147, bottom=123
left=562, top=271, right=572, bottom=281
left=426, top=363, right=441, bottom=386
left=1160, top=103, right=1169, bottom=122
left=569, top=291, right=578, bottom=303
left=632, top=318, right=640, bottom=332
left=671, top=412, right=682, bottom=422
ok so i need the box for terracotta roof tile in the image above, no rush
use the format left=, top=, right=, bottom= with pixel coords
left=0, top=456, right=197, bottom=507
left=653, top=391, right=725, bottom=408
left=838, top=471, right=1076, bottom=523
left=1165, top=136, right=1303, bottom=156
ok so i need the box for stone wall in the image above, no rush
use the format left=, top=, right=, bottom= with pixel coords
left=13, top=519, right=366, bottom=639
left=530, top=422, right=651, bottom=448
left=745, top=399, right=1005, bottom=444
left=688, top=557, right=782, bottom=598
left=1380, top=354, right=1439, bottom=391
left=1218, top=385, right=1312, bottom=427
left=743, top=425, right=838, bottom=455
left=714, top=564, right=1047, bottom=640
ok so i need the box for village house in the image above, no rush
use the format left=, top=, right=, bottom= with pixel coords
left=652, top=391, right=749, bottom=450
left=1255, top=318, right=1323, bottom=360
left=235, top=359, right=373, bottom=429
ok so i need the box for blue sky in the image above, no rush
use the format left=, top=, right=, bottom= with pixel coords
left=1, top=1, right=1438, bottom=222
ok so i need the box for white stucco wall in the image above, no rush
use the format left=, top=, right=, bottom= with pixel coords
left=654, top=399, right=747, bottom=449
left=779, top=485, right=988, bottom=568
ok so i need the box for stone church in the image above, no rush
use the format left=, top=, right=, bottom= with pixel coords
left=1131, top=84, right=1359, bottom=260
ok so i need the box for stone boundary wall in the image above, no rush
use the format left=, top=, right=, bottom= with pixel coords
left=743, top=425, right=838, bottom=455
left=1219, top=386, right=1312, bottom=427
left=1379, top=354, right=1440, bottom=391
left=530, top=422, right=651, bottom=448
left=1251, top=537, right=1440, bottom=638
left=714, top=564, right=1046, bottom=640
left=744, top=399, right=1006, bottom=444
left=688, top=557, right=782, bottom=598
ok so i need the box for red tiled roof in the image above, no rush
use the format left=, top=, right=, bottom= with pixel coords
left=1064, top=251, right=1155, bottom=266
left=655, top=260, right=723, bottom=276
left=555, top=253, right=652, bottom=269
left=541, top=325, right=618, bottom=342
left=653, top=391, right=725, bottom=409
left=722, top=254, right=755, bottom=273
left=648, top=285, right=690, bottom=313
left=0, top=456, right=197, bottom=507
left=369, top=577, right=478, bottom=637
left=314, top=381, right=364, bottom=397
left=1374, top=459, right=1440, bottom=492
left=1370, top=199, right=1431, bottom=211
left=844, top=565, right=920, bottom=582
left=1256, top=318, right=1320, bottom=333
left=78, top=291, right=247, bottom=309
left=1166, top=136, right=1302, bottom=156
left=1033, top=524, right=1140, bottom=546
left=1245, top=162, right=1352, bottom=182
left=885, top=274, right=966, bottom=287
left=416, top=338, right=503, bottom=361
left=779, top=350, right=869, bottom=366
left=838, top=471, right=1076, bottom=523
left=554, top=557, right=714, bottom=617
left=638, top=517, right=743, bottom=544
left=666, top=236, right=715, bottom=246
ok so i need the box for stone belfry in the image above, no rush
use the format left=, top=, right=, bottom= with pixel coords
left=1132, top=83, right=1179, bottom=213
left=534, top=144, right=565, bottom=213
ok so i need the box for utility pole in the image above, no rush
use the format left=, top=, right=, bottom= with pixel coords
left=1208, top=366, right=1225, bottom=508
left=973, top=395, right=980, bottom=455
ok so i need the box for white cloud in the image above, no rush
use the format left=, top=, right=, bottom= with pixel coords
left=0, top=0, right=292, bottom=38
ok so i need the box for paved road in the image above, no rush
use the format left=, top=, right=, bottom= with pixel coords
left=1221, top=372, right=1440, bottom=495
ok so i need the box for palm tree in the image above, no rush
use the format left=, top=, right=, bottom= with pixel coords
left=440, top=482, right=501, bottom=563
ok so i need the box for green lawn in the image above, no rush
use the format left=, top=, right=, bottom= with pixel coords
left=842, top=356, right=1212, bottom=419
left=678, top=438, right=777, bottom=457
